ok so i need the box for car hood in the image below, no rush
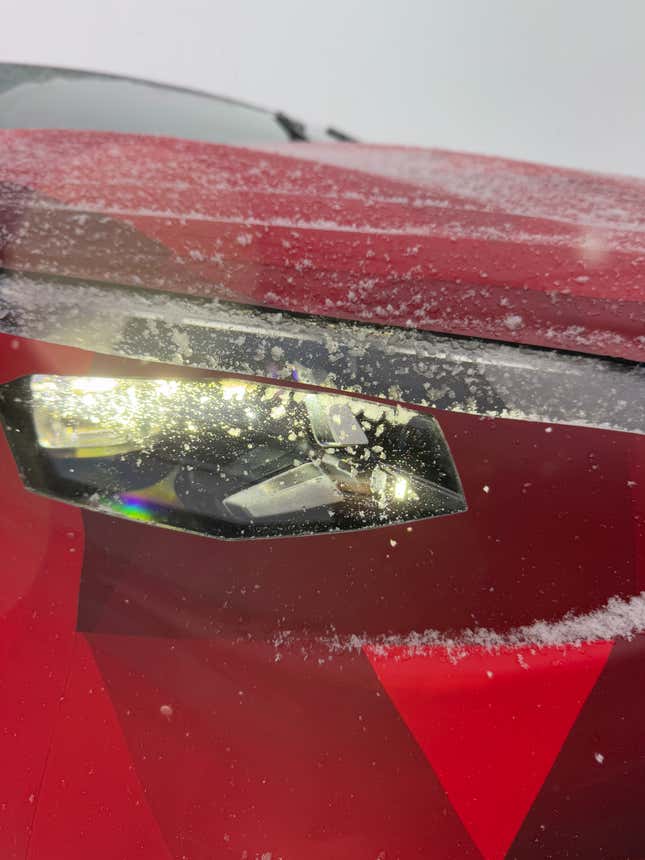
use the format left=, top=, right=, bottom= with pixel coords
left=1, top=129, right=644, bottom=361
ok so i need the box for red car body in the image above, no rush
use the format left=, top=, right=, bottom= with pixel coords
left=0, top=79, right=644, bottom=860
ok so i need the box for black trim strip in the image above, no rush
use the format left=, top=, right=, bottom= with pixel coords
left=1, top=269, right=643, bottom=435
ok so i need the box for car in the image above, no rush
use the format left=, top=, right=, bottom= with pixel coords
left=0, top=62, right=643, bottom=860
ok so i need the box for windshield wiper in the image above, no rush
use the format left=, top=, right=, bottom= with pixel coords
left=326, top=127, right=355, bottom=142
left=275, top=111, right=308, bottom=141
left=275, top=112, right=357, bottom=143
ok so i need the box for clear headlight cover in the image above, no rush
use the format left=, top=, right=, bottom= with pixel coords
left=0, top=374, right=466, bottom=539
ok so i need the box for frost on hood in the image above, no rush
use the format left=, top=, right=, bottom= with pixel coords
left=1, top=129, right=644, bottom=362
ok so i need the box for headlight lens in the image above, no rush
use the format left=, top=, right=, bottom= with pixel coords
left=1, top=374, right=466, bottom=539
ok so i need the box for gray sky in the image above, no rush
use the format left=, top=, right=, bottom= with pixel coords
left=4, top=0, right=645, bottom=177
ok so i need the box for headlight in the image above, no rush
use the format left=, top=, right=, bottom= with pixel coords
left=0, top=373, right=466, bottom=539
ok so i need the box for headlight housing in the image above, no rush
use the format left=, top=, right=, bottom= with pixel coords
left=1, top=373, right=465, bottom=539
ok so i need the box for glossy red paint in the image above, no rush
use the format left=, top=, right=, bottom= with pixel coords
left=1, top=129, right=645, bottom=361
left=27, top=634, right=172, bottom=860
left=366, top=643, right=613, bottom=860
left=1, top=124, right=645, bottom=858
left=0, top=336, right=91, bottom=859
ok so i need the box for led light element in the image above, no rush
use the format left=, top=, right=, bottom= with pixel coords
left=0, top=375, right=466, bottom=539
left=394, top=476, right=409, bottom=500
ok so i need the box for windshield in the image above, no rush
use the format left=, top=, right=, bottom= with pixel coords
left=0, top=64, right=344, bottom=144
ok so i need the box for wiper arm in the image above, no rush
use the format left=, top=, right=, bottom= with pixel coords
left=275, top=112, right=358, bottom=143
left=326, top=127, right=356, bottom=142
left=275, top=111, right=308, bottom=141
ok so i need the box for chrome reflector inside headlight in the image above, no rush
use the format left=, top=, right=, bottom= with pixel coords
left=0, top=375, right=466, bottom=539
